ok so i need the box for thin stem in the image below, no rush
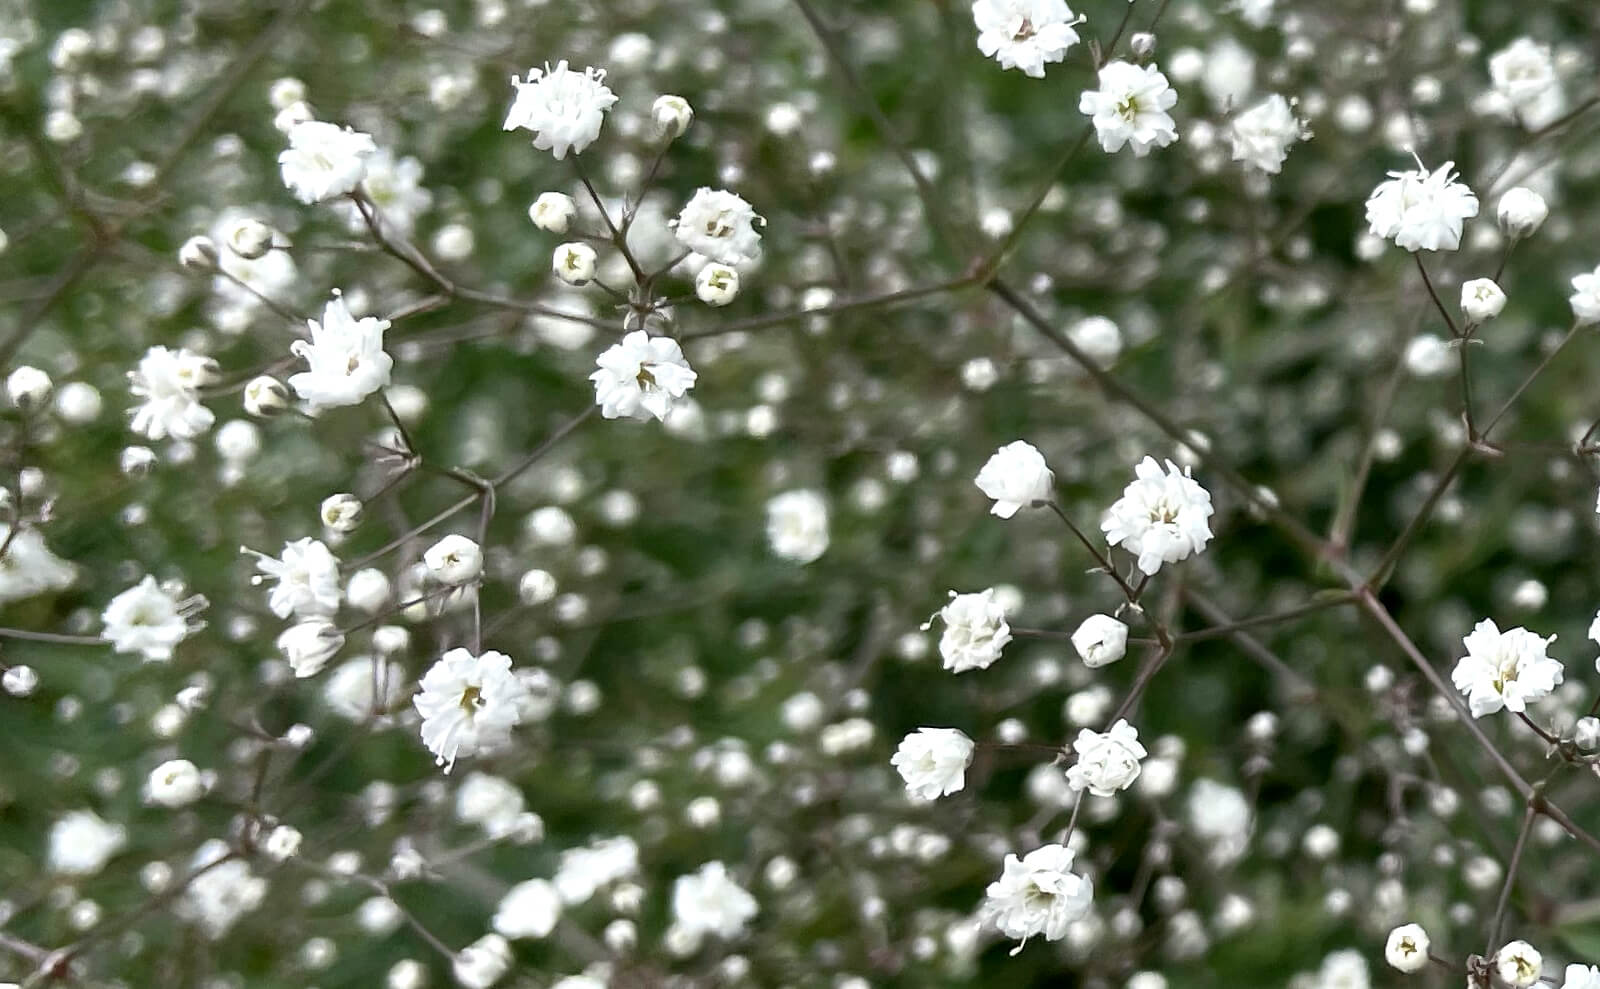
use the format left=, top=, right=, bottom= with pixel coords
left=1414, top=254, right=1461, bottom=338
left=0, top=627, right=106, bottom=645
left=1486, top=802, right=1538, bottom=954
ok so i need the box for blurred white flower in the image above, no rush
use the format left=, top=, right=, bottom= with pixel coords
left=1229, top=93, right=1302, bottom=174
left=279, top=119, right=376, bottom=204
left=48, top=810, right=126, bottom=876
left=102, top=575, right=195, bottom=662
left=766, top=489, right=830, bottom=564
left=128, top=346, right=215, bottom=440
left=1489, top=38, right=1564, bottom=129
left=671, top=861, right=758, bottom=943
left=1079, top=61, right=1179, bottom=156
left=1561, top=963, right=1600, bottom=989
left=0, top=525, right=75, bottom=604
left=1101, top=457, right=1214, bottom=576
left=1570, top=265, right=1600, bottom=325
left=452, top=932, right=512, bottom=989
left=494, top=878, right=562, bottom=939
left=146, top=759, right=205, bottom=807
left=891, top=727, right=975, bottom=800
left=1450, top=618, right=1562, bottom=718
left=971, top=0, right=1083, bottom=79
left=503, top=61, right=618, bottom=160
left=277, top=619, right=345, bottom=677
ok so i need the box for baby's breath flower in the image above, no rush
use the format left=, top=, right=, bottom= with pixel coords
left=503, top=61, right=618, bottom=160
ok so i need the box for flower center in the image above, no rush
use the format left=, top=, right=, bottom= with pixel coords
left=346, top=355, right=361, bottom=374
left=1115, top=95, right=1142, bottom=122
left=459, top=685, right=483, bottom=713
left=1011, top=17, right=1035, bottom=41
left=636, top=364, right=657, bottom=389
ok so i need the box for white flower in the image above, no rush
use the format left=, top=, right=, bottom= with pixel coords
left=48, top=810, right=126, bottom=875
left=288, top=293, right=393, bottom=409
left=1561, top=964, right=1600, bottom=989
left=146, top=759, right=205, bottom=807
left=1495, top=940, right=1542, bottom=988
left=1229, top=93, right=1303, bottom=174
left=243, top=375, right=290, bottom=417
left=1071, top=613, right=1129, bottom=668
left=323, top=656, right=406, bottom=721
left=225, top=217, right=275, bottom=259
left=178, top=234, right=219, bottom=271
left=1319, top=950, right=1370, bottom=989
left=0, top=525, right=75, bottom=604
left=652, top=94, right=694, bottom=140
left=178, top=840, right=265, bottom=939
left=1365, top=160, right=1480, bottom=253
left=765, top=489, right=830, bottom=564
left=1101, top=457, right=1215, bottom=576
left=1066, top=719, right=1145, bottom=796
left=553, top=242, right=597, bottom=285
left=456, top=772, right=526, bottom=836
left=424, top=534, right=483, bottom=585
left=503, top=61, right=618, bottom=160
left=262, top=825, right=302, bottom=861
left=453, top=933, right=512, bottom=989
left=1570, top=265, right=1600, bottom=325
left=671, top=188, right=764, bottom=265
left=891, top=727, right=976, bottom=800
left=277, top=619, right=345, bottom=678
left=278, top=119, right=376, bottom=204
left=1187, top=778, right=1252, bottom=861
left=695, top=263, right=740, bottom=306
left=554, top=836, right=639, bottom=905
left=243, top=537, right=342, bottom=619
left=339, top=148, right=431, bottom=238
left=589, top=330, right=697, bottom=422
left=971, top=0, right=1083, bottom=79
left=980, top=843, right=1094, bottom=953
left=1079, top=60, right=1179, bottom=156
left=930, top=588, right=1012, bottom=673
left=1496, top=187, right=1548, bottom=238
left=529, top=192, right=578, bottom=233
left=671, top=862, right=758, bottom=942
left=6, top=365, right=51, bottom=410
left=1450, top=618, right=1562, bottom=718
left=1489, top=38, right=1564, bottom=129
left=1403, top=334, right=1453, bottom=378
left=320, top=493, right=364, bottom=533
left=128, top=346, right=215, bottom=440
left=102, top=576, right=195, bottom=662
left=1384, top=923, right=1430, bottom=974
left=494, top=879, right=562, bottom=939
left=974, top=440, right=1054, bottom=518
left=1460, top=278, right=1506, bottom=324
left=414, top=649, right=529, bottom=772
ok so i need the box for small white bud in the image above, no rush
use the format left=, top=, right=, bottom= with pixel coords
left=1574, top=716, right=1600, bottom=751
left=3, top=664, right=39, bottom=696
left=1384, top=923, right=1429, bottom=973
left=422, top=534, right=482, bottom=584
left=1496, top=187, right=1548, bottom=238
left=6, top=366, right=53, bottom=411
left=146, top=759, right=205, bottom=807
left=273, top=100, right=315, bottom=133
left=1071, top=614, right=1129, bottom=668
left=243, top=376, right=290, bottom=417
left=178, top=235, right=220, bottom=272
left=553, top=242, right=597, bottom=286
left=120, top=445, right=158, bottom=476
left=277, top=620, right=345, bottom=678
left=225, top=217, right=277, bottom=260
left=320, top=493, right=364, bottom=533
left=54, top=381, right=102, bottom=423
left=1459, top=278, right=1506, bottom=324
left=262, top=825, right=303, bottom=861
left=529, top=192, right=577, bottom=233
left=345, top=568, right=391, bottom=613
left=518, top=569, right=557, bottom=605
left=651, top=94, right=695, bottom=141
left=1129, top=32, right=1158, bottom=57
left=695, top=263, right=740, bottom=306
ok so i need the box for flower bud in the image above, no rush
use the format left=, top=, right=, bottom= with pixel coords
left=528, top=192, right=576, bottom=233
left=320, top=493, right=364, bottom=533
left=3, top=664, right=39, bottom=696
left=178, top=235, right=220, bottom=272
left=243, top=376, right=290, bottom=417
left=695, top=263, right=740, bottom=306
left=277, top=620, right=345, bottom=678
left=553, top=242, right=597, bottom=286
left=652, top=94, right=694, bottom=141
left=1575, top=716, right=1600, bottom=751
left=226, top=217, right=277, bottom=260
left=6, top=365, right=53, bottom=411
left=1496, top=187, right=1548, bottom=238
left=120, top=445, right=158, bottom=476
left=1459, top=277, right=1506, bottom=324
left=423, top=534, right=483, bottom=585
left=1129, top=32, right=1157, bottom=57
left=147, top=759, right=205, bottom=808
